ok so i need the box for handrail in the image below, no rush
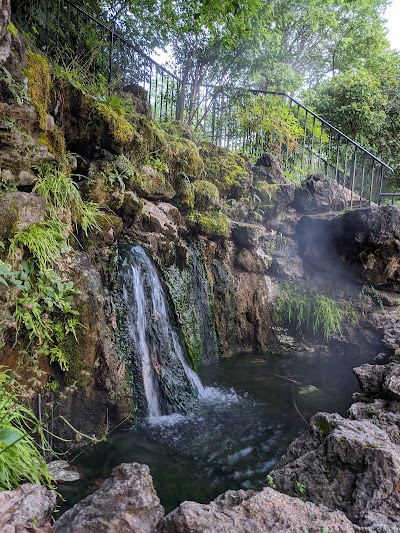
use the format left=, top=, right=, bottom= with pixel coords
left=12, top=0, right=397, bottom=207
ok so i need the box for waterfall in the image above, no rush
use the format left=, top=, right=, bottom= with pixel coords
left=117, top=244, right=204, bottom=417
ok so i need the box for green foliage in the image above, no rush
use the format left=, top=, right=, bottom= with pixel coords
left=237, top=95, right=304, bottom=155
left=0, top=367, right=54, bottom=490
left=33, top=162, right=104, bottom=235
left=295, top=480, right=306, bottom=499
left=9, top=219, right=68, bottom=271
left=12, top=263, right=81, bottom=372
left=275, top=285, right=345, bottom=340
left=359, top=284, right=384, bottom=310
left=266, top=474, right=277, bottom=489
left=0, top=67, right=30, bottom=106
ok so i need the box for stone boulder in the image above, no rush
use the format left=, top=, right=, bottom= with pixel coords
left=349, top=399, right=400, bottom=445
left=141, top=200, right=179, bottom=239
left=158, top=487, right=358, bottom=532
left=0, top=484, right=56, bottom=532
left=296, top=206, right=400, bottom=285
left=383, top=321, right=400, bottom=361
left=353, top=363, right=400, bottom=401
left=230, top=221, right=266, bottom=248
left=270, top=412, right=400, bottom=530
left=234, top=247, right=270, bottom=274
left=0, top=191, right=46, bottom=239
left=54, top=463, right=164, bottom=533
left=252, top=154, right=296, bottom=220
left=291, top=173, right=348, bottom=214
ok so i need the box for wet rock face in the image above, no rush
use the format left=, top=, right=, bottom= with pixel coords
left=158, top=487, right=358, bottom=533
left=291, top=173, right=348, bottom=214
left=296, top=206, right=400, bottom=285
left=54, top=463, right=164, bottom=533
left=270, top=412, right=400, bottom=531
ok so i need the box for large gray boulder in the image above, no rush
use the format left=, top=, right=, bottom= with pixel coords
left=292, top=173, right=348, bottom=214
left=353, top=363, right=400, bottom=400
left=158, top=487, right=358, bottom=532
left=54, top=463, right=164, bottom=533
left=270, top=412, right=400, bottom=531
left=296, top=206, right=400, bottom=285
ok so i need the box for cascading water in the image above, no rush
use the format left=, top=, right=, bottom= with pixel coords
left=116, top=243, right=204, bottom=417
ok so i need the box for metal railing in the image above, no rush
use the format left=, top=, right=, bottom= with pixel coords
left=12, top=0, right=397, bottom=207
left=189, top=86, right=395, bottom=207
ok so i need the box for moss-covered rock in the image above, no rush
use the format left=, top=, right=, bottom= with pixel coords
left=193, top=179, right=220, bottom=210
left=129, top=164, right=175, bottom=201
left=24, top=51, right=51, bottom=131
left=0, top=192, right=46, bottom=239
left=189, top=211, right=230, bottom=238
left=199, top=142, right=250, bottom=198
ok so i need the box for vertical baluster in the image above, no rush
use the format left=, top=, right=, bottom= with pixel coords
left=335, top=134, right=340, bottom=183
left=108, top=30, right=114, bottom=84
left=360, top=153, right=366, bottom=204
left=301, top=110, right=308, bottom=170
left=317, top=120, right=324, bottom=172
left=368, top=159, right=376, bottom=206
left=159, top=70, right=164, bottom=121
left=310, top=115, right=316, bottom=168
left=349, top=149, right=356, bottom=209
left=343, top=140, right=349, bottom=189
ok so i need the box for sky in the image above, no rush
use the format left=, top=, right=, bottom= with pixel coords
left=385, top=0, right=400, bottom=49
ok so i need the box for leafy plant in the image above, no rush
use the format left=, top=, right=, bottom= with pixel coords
left=295, top=480, right=306, bottom=498
left=0, top=67, right=30, bottom=106
left=9, top=219, right=68, bottom=271
left=0, top=173, right=18, bottom=193
left=0, top=367, right=54, bottom=490
left=12, top=264, right=81, bottom=372
left=275, top=285, right=344, bottom=340
left=33, top=162, right=104, bottom=235
left=359, top=284, right=384, bottom=310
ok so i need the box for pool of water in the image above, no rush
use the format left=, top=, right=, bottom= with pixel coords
left=59, top=352, right=360, bottom=512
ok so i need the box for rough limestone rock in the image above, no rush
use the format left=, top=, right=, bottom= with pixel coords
left=54, top=463, right=164, bottom=533
left=291, top=173, right=348, bottom=214
left=252, top=154, right=296, bottom=220
left=0, top=192, right=46, bottom=239
left=354, top=363, right=400, bottom=400
left=349, top=399, right=400, bottom=445
left=262, top=235, right=304, bottom=279
left=158, top=487, right=358, bottom=533
left=383, top=320, right=400, bottom=361
left=0, top=0, right=11, bottom=67
left=270, top=412, right=400, bottom=531
left=296, top=206, right=400, bottom=285
left=0, top=484, right=56, bottom=532
left=141, top=199, right=179, bottom=239
left=230, top=221, right=266, bottom=248
left=234, top=247, right=270, bottom=274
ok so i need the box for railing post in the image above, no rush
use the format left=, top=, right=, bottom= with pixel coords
left=108, top=29, right=114, bottom=85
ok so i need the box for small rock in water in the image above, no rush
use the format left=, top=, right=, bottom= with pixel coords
left=47, top=460, right=80, bottom=482
left=298, top=385, right=319, bottom=395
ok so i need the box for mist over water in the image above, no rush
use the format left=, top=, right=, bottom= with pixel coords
left=60, top=352, right=360, bottom=513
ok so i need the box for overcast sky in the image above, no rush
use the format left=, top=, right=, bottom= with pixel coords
left=385, top=0, right=400, bottom=49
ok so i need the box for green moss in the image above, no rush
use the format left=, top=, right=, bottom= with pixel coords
left=92, top=101, right=137, bottom=149
left=255, top=181, right=282, bottom=204
left=157, top=125, right=203, bottom=178
left=200, top=142, right=249, bottom=198
left=7, top=22, right=18, bottom=38
left=174, top=176, right=195, bottom=212
left=24, top=51, right=51, bottom=131
left=315, top=416, right=333, bottom=436
left=193, top=180, right=220, bottom=210
left=190, top=211, right=230, bottom=238
left=38, top=125, right=66, bottom=156
left=62, top=330, right=88, bottom=386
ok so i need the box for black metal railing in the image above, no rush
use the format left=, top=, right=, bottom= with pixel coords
left=189, top=86, right=395, bottom=207
left=12, top=0, right=397, bottom=207
left=13, top=0, right=181, bottom=122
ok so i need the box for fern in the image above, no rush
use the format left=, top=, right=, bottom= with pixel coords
left=9, top=219, right=68, bottom=271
